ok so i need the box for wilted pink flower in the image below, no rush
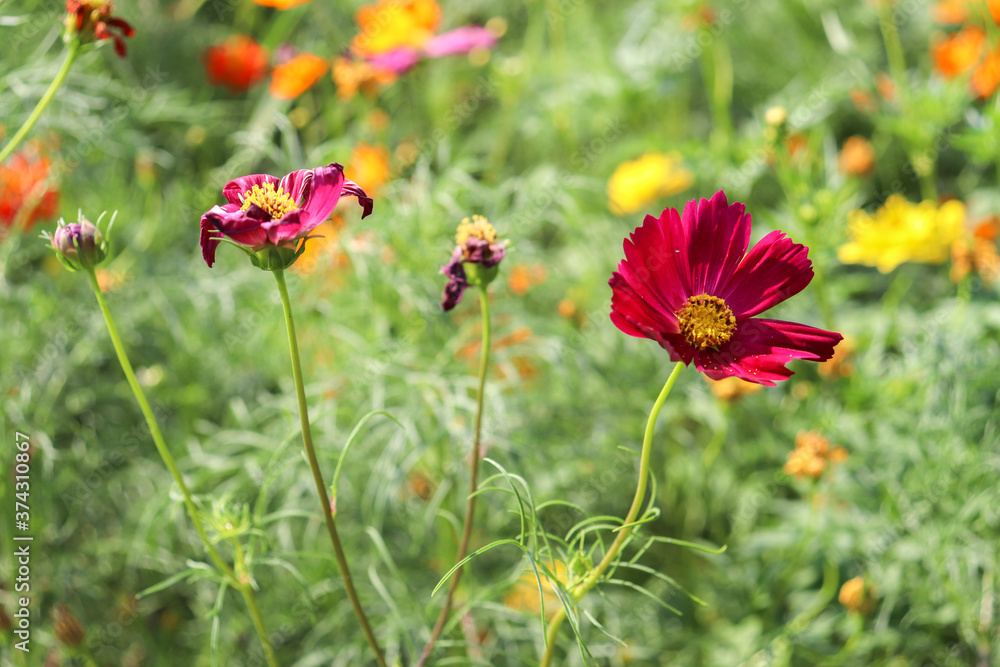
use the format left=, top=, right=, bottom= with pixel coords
left=609, top=190, right=841, bottom=385
left=200, top=163, right=372, bottom=269
left=441, top=215, right=506, bottom=311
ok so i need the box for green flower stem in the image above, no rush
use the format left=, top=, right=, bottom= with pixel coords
left=417, top=285, right=492, bottom=667
left=83, top=268, right=278, bottom=667
left=915, top=166, right=938, bottom=202
left=271, top=268, right=387, bottom=667
left=701, top=404, right=730, bottom=469
left=540, top=361, right=685, bottom=667
left=877, top=2, right=940, bottom=200
left=877, top=3, right=909, bottom=102
left=0, top=41, right=79, bottom=165
left=233, top=541, right=279, bottom=667
left=700, top=35, right=734, bottom=157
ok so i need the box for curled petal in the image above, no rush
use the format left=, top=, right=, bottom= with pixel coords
left=441, top=247, right=468, bottom=311
left=341, top=177, right=374, bottom=218
left=464, top=238, right=506, bottom=267
left=222, top=174, right=280, bottom=206
left=278, top=168, right=313, bottom=203
left=442, top=277, right=467, bottom=311
left=296, top=163, right=346, bottom=232
left=202, top=203, right=269, bottom=248
left=200, top=218, right=222, bottom=267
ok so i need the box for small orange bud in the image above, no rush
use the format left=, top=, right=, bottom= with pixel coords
left=838, top=136, right=876, bottom=176
left=707, top=376, right=764, bottom=402
left=839, top=576, right=877, bottom=614
left=557, top=298, right=577, bottom=319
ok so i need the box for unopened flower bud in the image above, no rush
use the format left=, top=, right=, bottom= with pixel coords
left=839, top=576, right=877, bottom=615
left=50, top=216, right=106, bottom=270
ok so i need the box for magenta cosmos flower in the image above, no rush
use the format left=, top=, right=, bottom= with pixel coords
left=609, top=190, right=841, bottom=385
left=200, top=163, right=372, bottom=269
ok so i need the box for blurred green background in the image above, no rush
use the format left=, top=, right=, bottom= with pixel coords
left=2, top=0, right=999, bottom=665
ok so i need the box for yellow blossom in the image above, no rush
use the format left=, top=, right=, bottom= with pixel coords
left=504, top=561, right=568, bottom=619
left=351, top=0, right=440, bottom=57
left=607, top=152, right=693, bottom=216
left=838, top=196, right=965, bottom=273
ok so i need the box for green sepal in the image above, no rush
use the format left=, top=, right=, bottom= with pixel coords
left=464, top=262, right=499, bottom=287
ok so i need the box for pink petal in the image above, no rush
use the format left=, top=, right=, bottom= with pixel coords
left=609, top=272, right=679, bottom=341
left=200, top=218, right=221, bottom=267
left=278, top=168, right=313, bottom=203
left=619, top=210, right=691, bottom=314
left=202, top=204, right=268, bottom=248
left=720, top=230, right=814, bottom=319
left=261, top=210, right=305, bottom=245
left=682, top=190, right=751, bottom=296
left=423, top=26, right=497, bottom=58
left=223, top=174, right=279, bottom=207
left=366, top=48, right=422, bottom=73
left=341, top=177, right=374, bottom=218
left=694, top=318, right=842, bottom=385
left=296, top=163, right=346, bottom=232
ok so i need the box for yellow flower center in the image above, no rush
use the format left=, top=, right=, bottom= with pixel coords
left=239, top=182, right=298, bottom=219
left=676, top=294, right=737, bottom=350
left=455, top=215, right=497, bottom=245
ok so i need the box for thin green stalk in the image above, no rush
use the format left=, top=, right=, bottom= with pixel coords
left=417, top=285, right=491, bottom=667
left=233, top=541, right=279, bottom=667
left=0, top=41, right=79, bottom=164
left=878, top=2, right=940, bottom=200
left=84, top=268, right=278, bottom=667
left=701, top=404, right=730, bottom=469
left=271, top=268, right=387, bottom=667
left=540, top=361, right=685, bottom=667
left=915, top=166, right=938, bottom=202
left=700, top=34, right=733, bottom=156
left=877, top=2, right=908, bottom=101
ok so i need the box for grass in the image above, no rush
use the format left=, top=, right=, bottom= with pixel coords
left=1, top=0, right=999, bottom=665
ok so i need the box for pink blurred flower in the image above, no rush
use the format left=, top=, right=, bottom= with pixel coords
left=348, top=0, right=499, bottom=75
left=369, top=26, right=498, bottom=73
